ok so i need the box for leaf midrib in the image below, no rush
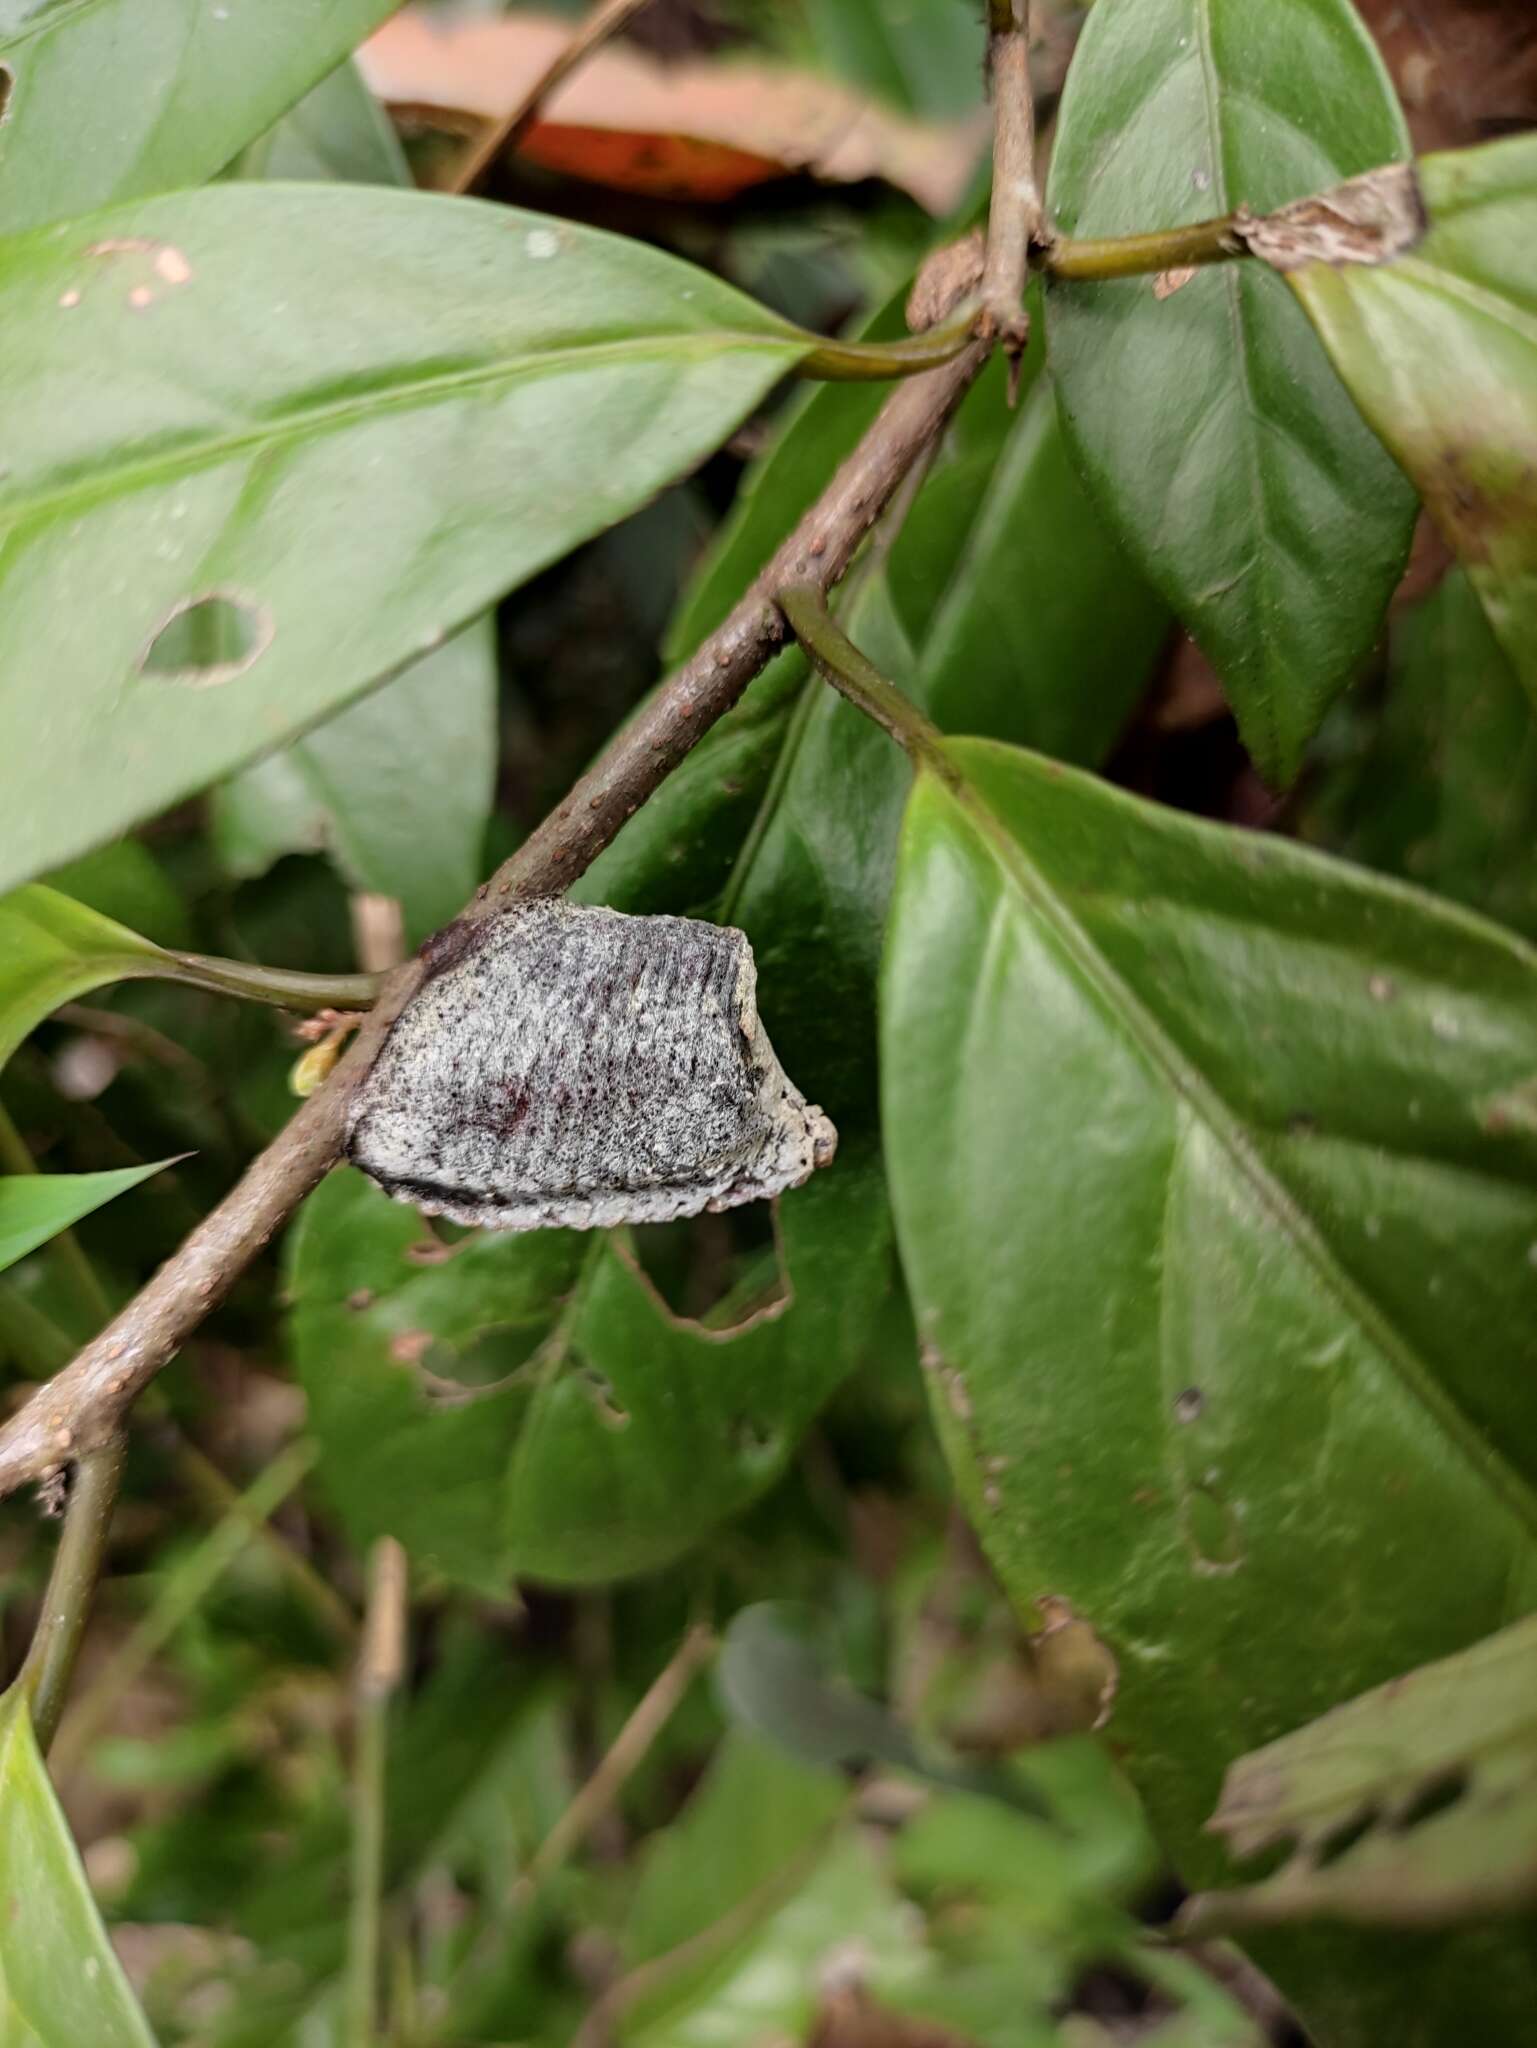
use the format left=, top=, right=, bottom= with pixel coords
left=935, top=753, right=1537, bottom=1548
left=0, top=329, right=802, bottom=535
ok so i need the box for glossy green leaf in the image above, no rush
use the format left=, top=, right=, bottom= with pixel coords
left=210, top=62, right=497, bottom=942
left=0, top=1688, right=158, bottom=2046
left=0, top=183, right=811, bottom=894
left=1302, top=568, right=1537, bottom=941
left=0, top=886, right=169, bottom=1072
left=882, top=737, right=1537, bottom=2041
left=1046, top=0, right=1416, bottom=785
left=0, top=1160, right=176, bottom=1273
left=0, top=0, right=402, bottom=233
left=1185, top=1612, right=1537, bottom=1934
left=1287, top=136, right=1537, bottom=705
left=286, top=1158, right=890, bottom=1591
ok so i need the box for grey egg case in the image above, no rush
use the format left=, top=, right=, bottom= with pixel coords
left=345, top=901, right=837, bottom=1232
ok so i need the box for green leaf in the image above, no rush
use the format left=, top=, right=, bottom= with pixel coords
left=1302, top=568, right=1537, bottom=941
left=0, top=183, right=811, bottom=894
left=41, top=841, right=190, bottom=952
left=624, top=1833, right=928, bottom=2048
left=210, top=64, right=497, bottom=943
left=623, top=1730, right=847, bottom=1979
left=1184, top=1612, right=1537, bottom=1934
left=0, top=0, right=403, bottom=233
left=1285, top=135, right=1537, bottom=708
left=0, top=1161, right=177, bottom=1273
left=881, top=737, right=1537, bottom=2041
left=286, top=1159, right=890, bottom=1591
left=211, top=618, right=496, bottom=941
left=0, top=887, right=169, bottom=1073
left=227, top=56, right=408, bottom=186
left=0, top=1688, right=158, bottom=2046
left=1045, top=0, right=1416, bottom=785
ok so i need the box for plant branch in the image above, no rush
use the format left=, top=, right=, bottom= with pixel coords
left=778, top=586, right=950, bottom=772
left=448, top=0, right=654, bottom=196
left=17, top=1432, right=126, bottom=1751
left=166, top=954, right=380, bottom=1012
left=980, top=0, right=1040, bottom=367
left=519, top=1622, right=714, bottom=1895
left=1046, top=214, right=1248, bottom=282
left=0, top=279, right=990, bottom=1507
left=346, top=1537, right=408, bottom=2048
left=472, top=340, right=986, bottom=911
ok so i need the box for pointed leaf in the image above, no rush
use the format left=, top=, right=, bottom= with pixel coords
left=882, top=737, right=1537, bottom=2041
left=0, top=0, right=403, bottom=233
left=0, top=1688, right=158, bottom=2046
left=0, top=887, right=169, bottom=1073
left=0, top=1160, right=178, bottom=1273
left=1285, top=135, right=1537, bottom=707
left=1045, top=0, right=1416, bottom=784
left=0, top=183, right=810, bottom=894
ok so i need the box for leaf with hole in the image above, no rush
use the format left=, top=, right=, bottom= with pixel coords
left=0, top=1688, right=158, bottom=2046
left=0, top=183, right=813, bottom=895
left=286, top=1157, right=890, bottom=1591
left=881, top=737, right=1537, bottom=2043
left=0, top=0, right=403, bottom=233
left=212, top=90, right=496, bottom=945
left=0, top=1160, right=178, bottom=1274
left=1183, top=1612, right=1537, bottom=1933
left=1284, top=135, right=1537, bottom=711
left=1045, top=0, right=1417, bottom=785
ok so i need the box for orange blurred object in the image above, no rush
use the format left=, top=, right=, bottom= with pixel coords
left=359, top=9, right=988, bottom=212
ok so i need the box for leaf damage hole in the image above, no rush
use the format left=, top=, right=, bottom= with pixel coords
left=577, top=1368, right=630, bottom=1430
left=625, top=1196, right=791, bottom=1338
left=139, top=592, right=273, bottom=688
left=1311, top=1805, right=1379, bottom=1870
left=1182, top=1483, right=1244, bottom=1574
left=1394, top=1767, right=1470, bottom=1833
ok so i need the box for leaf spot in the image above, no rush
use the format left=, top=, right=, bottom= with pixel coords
left=1173, top=1386, right=1204, bottom=1423
left=524, top=227, right=561, bottom=261
left=1183, top=1483, right=1244, bottom=1575
left=0, top=64, right=13, bottom=127
left=138, top=592, right=274, bottom=689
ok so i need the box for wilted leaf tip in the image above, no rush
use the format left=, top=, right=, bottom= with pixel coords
left=1240, top=163, right=1427, bottom=274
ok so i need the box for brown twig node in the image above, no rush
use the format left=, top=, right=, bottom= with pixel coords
left=979, top=0, right=1041, bottom=396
